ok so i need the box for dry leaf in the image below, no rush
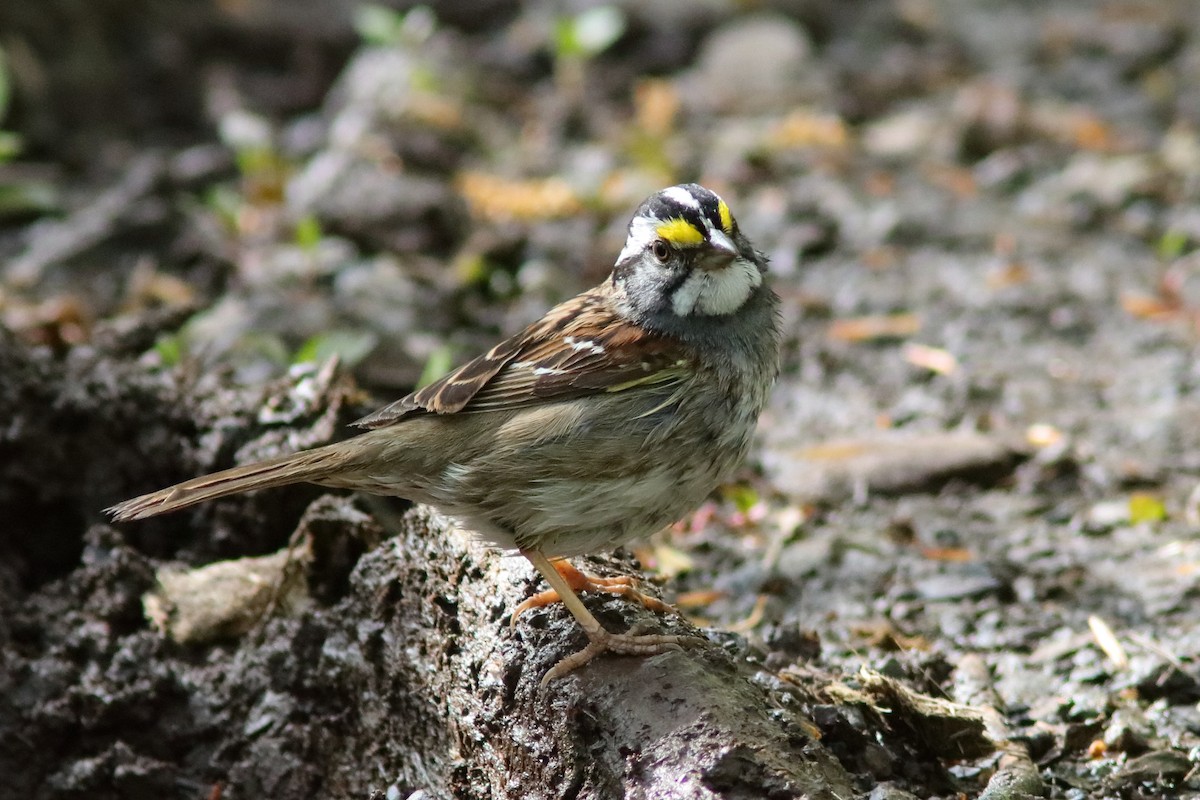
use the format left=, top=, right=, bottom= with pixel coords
left=767, top=109, right=849, bottom=150
left=634, top=79, right=680, bottom=137
left=456, top=173, right=584, bottom=222
left=828, top=313, right=921, bottom=343
left=902, top=342, right=958, bottom=375
left=918, top=545, right=974, bottom=563
left=986, top=261, right=1031, bottom=290
left=1088, top=614, right=1129, bottom=670
left=144, top=538, right=313, bottom=645
left=1026, top=423, right=1064, bottom=448
left=674, top=589, right=726, bottom=609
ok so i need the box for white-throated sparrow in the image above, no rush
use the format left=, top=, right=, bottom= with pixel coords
left=108, top=183, right=781, bottom=683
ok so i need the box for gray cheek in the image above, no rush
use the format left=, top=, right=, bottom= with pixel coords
left=617, top=265, right=667, bottom=317
left=645, top=265, right=692, bottom=314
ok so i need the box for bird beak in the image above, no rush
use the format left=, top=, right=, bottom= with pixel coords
left=699, top=229, right=739, bottom=271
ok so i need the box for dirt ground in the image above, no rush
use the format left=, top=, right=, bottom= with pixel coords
left=3, top=1, right=1200, bottom=798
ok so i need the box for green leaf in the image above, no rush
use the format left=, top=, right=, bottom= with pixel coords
left=455, top=253, right=491, bottom=286
left=416, top=343, right=455, bottom=388
left=355, top=4, right=436, bottom=45
left=0, top=179, right=57, bottom=218
left=154, top=333, right=184, bottom=366
left=725, top=484, right=761, bottom=514
left=294, top=215, right=322, bottom=251
left=0, top=131, right=22, bottom=164
left=203, top=185, right=243, bottom=229
left=234, top=146, right=281, bottom=180
left=555, top=6, right=625, bottom=60
left=1157, top=228, right=1189, bottom=261
left=239, top=333, right=292, bottom=367
left=1128, top=493, right=1166, bottom=524
left=410, top=64, right=440, bottom=93
left=293, top=330, right=378, bottom=368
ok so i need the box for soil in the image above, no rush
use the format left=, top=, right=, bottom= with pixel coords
left=3, top=1, right=1200, bottom=798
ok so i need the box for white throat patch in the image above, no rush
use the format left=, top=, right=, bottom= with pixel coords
left=671, top=256, right=762, bottom=316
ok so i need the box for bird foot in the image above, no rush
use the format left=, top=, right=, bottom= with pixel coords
left=540, top=628, right=699, bottom=686
left=510, top=559, right=673, bottom=626
left=516, top=550, right=700, bottom=686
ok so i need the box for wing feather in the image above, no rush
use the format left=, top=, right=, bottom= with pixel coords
left=352, top=287, right=692, bottom=429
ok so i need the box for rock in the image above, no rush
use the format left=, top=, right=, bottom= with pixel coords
left=913, top=566, right=1004, bottom=602
left=862, top=104, right=950, bottom=160
left=288, top=151, right=465, bottom=253
left=683, top=13, right=822, bottom=114
left=1103, top=706, right=1153, bottom=754
left=868, top=782, right=921, bottom=800
left=762, top=431, right=1028, bottom=504
left=1106, top=749, right=1191, bottom=792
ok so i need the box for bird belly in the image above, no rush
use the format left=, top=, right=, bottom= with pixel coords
left=431, top=416, right=753, bottom=558
left=346, top=391, right=762, bottom=560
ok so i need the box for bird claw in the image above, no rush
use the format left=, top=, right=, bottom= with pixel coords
left=510, top=561, right=673, bottom=628
left=540, top=629, right=697, bottom=686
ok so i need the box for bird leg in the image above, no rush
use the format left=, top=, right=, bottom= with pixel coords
left=511, top=557, right=674, bottom=623
left=517, top=549, right=689, bottom=685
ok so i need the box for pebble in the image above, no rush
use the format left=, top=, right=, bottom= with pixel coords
left=867, top=782, right=920, bottom=800
left=684, top=13, right=818, bottom=114
left=1103, top=706, right=1153, bottom=754
left=288, top=152, right=464, bottom=253
left=763, top=431, right=1025, bottom=505
left=912, top=566, right=1003, bottom=602
left=1108, top=748, right=1191, bottom=790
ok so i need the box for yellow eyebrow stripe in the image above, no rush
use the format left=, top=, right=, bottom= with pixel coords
left=717, top=200, right=734, bottom=233
left=655, top=217, right=704, bottom=246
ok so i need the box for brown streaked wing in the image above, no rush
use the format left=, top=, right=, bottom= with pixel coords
left=467, top=318, right=689, bottom=411
left=352, top=287, right=692, bottom=428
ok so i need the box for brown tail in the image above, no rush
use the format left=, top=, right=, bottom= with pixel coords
left=106, top=444, right=356, bottom=521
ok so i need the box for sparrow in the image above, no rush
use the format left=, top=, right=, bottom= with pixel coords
left=108, top=183, right=782, bottom=684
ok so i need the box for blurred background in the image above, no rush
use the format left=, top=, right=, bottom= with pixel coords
left=3, top=0, right=1193, bottom=397
left=5, top=1, right=1200, bottom=796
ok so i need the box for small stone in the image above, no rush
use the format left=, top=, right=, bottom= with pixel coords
left=913, top=566, right=1004, bottom=602
left=763, top=432, right=1026, bottom=504
left=1103, top=706, right=1153, bottom=754
left=868, top=783, right=920, bottom=800
left=684, top=13, right=818, bottom=114
left=1109, top=749, right=1191, bottom=789
left=288, top=152, right=464, bottom=253
left=1079, top=499, right=1129, bottom=534
left=863, top=105, right=947, bottom=159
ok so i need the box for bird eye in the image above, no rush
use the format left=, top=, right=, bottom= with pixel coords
left=650, top=239, right=671, bottom=262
